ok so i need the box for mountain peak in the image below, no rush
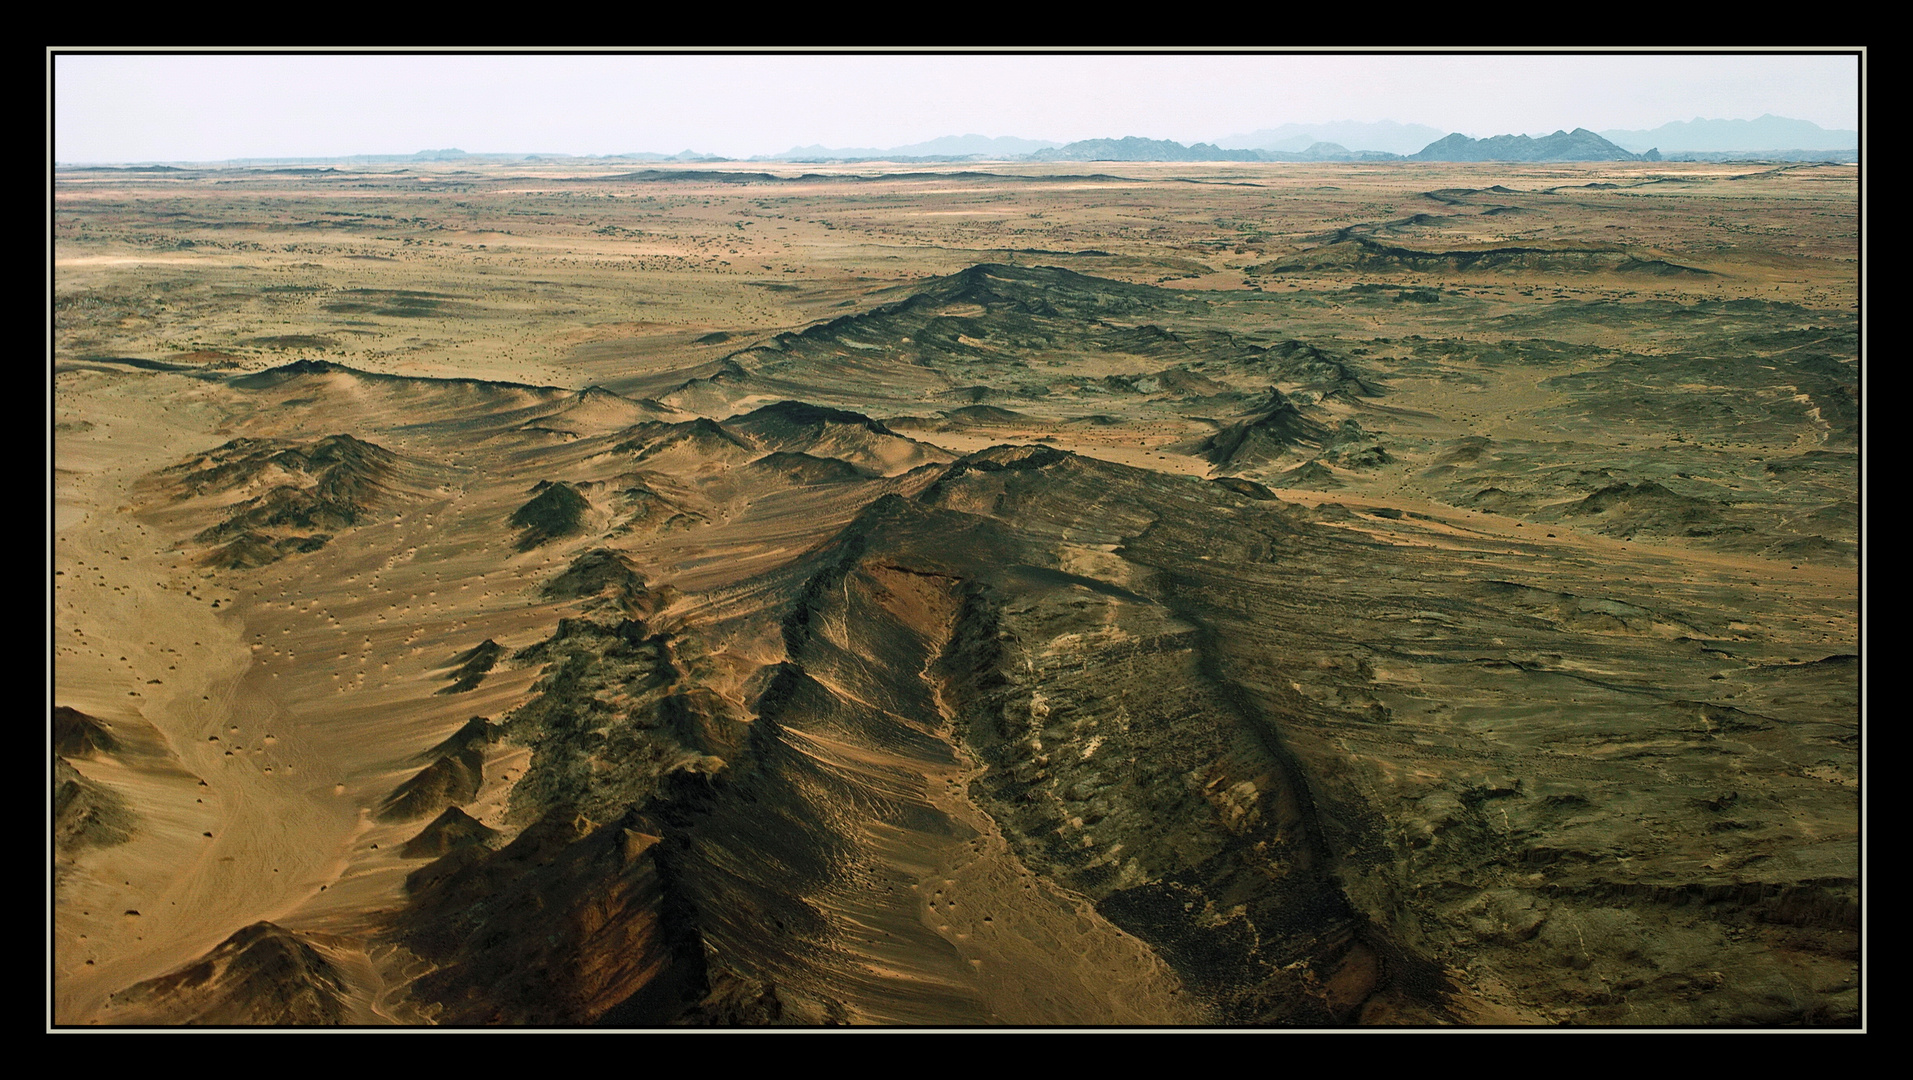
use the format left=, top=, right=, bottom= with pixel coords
left=1412, top=128, right=1645, bottom=162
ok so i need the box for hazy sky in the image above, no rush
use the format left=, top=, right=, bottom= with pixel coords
left=50, top=50, right=1863, bottom=164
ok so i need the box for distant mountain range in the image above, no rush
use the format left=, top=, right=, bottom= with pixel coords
left=62, top=117, right=1858, bottom=170
left=1599, top=114, right=1856, bottom=153
left=1411, top=128, right=1655, bottom=163
left=1214, top=121, right=1448, bottom=156
left=1029, top=137, right=1262, bottom=162
left=751, top=116, right=1854, bottom=164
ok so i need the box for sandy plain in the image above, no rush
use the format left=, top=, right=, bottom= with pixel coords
left=52, top=158, right=1859, bottom=1027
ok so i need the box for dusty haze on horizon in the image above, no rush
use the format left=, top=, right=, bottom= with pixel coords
left=51, top=51, right=1861, bottom=164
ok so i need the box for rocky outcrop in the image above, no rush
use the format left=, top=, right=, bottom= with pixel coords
left=101, top=923, right=350, bottom=1026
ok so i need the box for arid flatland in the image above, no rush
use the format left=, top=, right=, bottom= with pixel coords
left=53, top=159, right=1859, bottom=1026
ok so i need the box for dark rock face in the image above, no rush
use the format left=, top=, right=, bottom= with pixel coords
left=102, top=923, right=350, bottom=1025
left=55, top=705, right=120, bottom=758
left=1564, top=480, right=1724, bottom=537
left=55, top=757, right=135, bottom=852
left=401, top=806, right=499, bottom=860
left=154, top=433, right=403, bottom=567
left=727, top=400, right=899, bottom=439
left=1199, top=391, right=1331, bottom=470
left=744, top=450, right=872, bottom=485
left=395, top=809, right=703, bottom=1026
left=510, top=481, right=590, bottom=550
left=541, top=549, right=654, bottom=617
left=377, top=743, right=488, bottom=823
left=437, top=641, right=504, bottom=695
left=1266, top=237, right=1712, bottom=278
left=54, top=706, right=136, bottom=858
